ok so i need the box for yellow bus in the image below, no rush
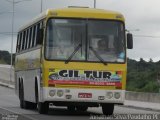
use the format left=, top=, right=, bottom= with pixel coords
left=15, top=7, right=133, bottom=115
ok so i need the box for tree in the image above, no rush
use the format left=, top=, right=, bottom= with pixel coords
left=127, top=58, right=159, bottom=93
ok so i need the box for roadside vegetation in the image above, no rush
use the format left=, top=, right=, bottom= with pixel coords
left=127, top=58, right=160, bottom=93
left=0, top=50, right=15, bottom=64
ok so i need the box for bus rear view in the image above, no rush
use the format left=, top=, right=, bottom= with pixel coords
left=15, top=7, right=133, bottom=115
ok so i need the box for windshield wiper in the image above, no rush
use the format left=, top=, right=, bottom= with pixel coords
left=89, top=46, right=107, bottom=65
left=65, top=44, right=82, bottom=64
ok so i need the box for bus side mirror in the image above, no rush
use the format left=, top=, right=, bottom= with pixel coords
left=127, top=33, right=133, bottom=49
left=36, top=29, right=43, bottom=45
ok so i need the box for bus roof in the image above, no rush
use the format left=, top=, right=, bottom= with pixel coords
left=19, top=7, right=125, bottom=31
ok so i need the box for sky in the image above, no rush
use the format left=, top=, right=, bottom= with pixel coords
left=0, top=0, right=160, bottom=61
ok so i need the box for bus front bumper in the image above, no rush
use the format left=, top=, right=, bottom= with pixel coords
left=40, top=87, right=125, bottom=104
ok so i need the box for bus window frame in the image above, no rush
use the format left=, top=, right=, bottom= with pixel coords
left=20, top=32, right=23, bottom=51
left=26, top=28, right=31, bottom=49
left=16, top=20, right=44, bottom=53
left=16, top=33, right=20, bottom=52
left=29, top=26, right=33, bottom=48
left=25, top=29, right=29, bottom=49
left=22, top=31, right=26, bottom=50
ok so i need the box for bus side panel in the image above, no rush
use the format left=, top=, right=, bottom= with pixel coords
left=15, top=47, right=41, bottom=103
left=16, top=69, right=41, bottom=103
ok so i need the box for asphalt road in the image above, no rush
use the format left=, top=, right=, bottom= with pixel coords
left=0, top=86, right=159, bottom=120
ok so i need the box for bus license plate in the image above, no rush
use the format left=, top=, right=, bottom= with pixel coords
left=78, top=93, right=92, bottom=98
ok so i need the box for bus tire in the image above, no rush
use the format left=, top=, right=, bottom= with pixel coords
left=28, top=102, right=37, bottom=109
left=76, top=106, right=88, bottom=112
left=19, top=80, right=34, bottom=109
left=35, top=81, right=49, bottom=114
left=67, top=106, right=76, bottom=111
left=35, top=80, right=38, bottom=103
left=19, top=81, right=24, bottom=108
left=38, top=102, right=49, bottom=114
left=101, top=103, right=114, bottom=115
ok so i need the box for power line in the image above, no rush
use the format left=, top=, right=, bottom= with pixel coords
left=1, top=33, right=160, bottom=38
left=0, top=32, right=17, bottom=35
left=133, top=35, right=160, bottom=38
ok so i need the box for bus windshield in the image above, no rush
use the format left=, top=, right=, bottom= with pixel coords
left=45, top=19, right=125, bottom=63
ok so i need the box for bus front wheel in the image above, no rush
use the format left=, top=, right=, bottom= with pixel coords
left=35, top=81, right=49, bottom=114
left=38, top=102, right=49, bottom=114
left=101, top=103, right=114, bottom=115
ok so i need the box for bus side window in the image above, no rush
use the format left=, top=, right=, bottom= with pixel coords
left=20, top=32, right=23, bottom=51
left=33, top=25, right=37, bottom=47
left=23, top=30, right=27, bottom=50
left=22, top=31, right=26, bottom=50
left=35, top=23, right=41, bottom=46
left=19, top=33, right=22, bottom=52
left=27, top=28, right=31, bottom=49
left=16, top=33, right=20, bottom=52
left=25, top=29, right=29, bottom=49
left=29, top=26, right=33, bottom=48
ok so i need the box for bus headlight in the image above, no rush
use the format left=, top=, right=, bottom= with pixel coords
left=57, top=90, right=64, bottom=97
left=49, top=90, right=56, bottom=97
left=106, top=92, right=113, bottom=99
left=114, top=92, right=121, bottom=99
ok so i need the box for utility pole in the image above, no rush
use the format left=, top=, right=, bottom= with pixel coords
left=10, top=0, right=15, bottom=84
left=94, top=0, right=96, bottom=8
left=41, top=0, right=43, bottom=13
left=5, top=0, right=31, bottom=84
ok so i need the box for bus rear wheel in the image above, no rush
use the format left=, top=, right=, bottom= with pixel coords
left=101, top=103, right=114, bottom=115
left=19, top=81, right=28, bottom=109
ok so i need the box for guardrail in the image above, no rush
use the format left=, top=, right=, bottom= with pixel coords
left=126, top=91, right=160, bottom=103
